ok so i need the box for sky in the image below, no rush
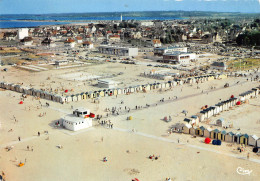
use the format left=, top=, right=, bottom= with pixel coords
left=0, top=0, right=260, bottom=14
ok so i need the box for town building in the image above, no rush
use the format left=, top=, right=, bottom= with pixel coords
left=20, top=37, right=33, bottom=46
left=64, top=38, right=75, bottom=48
left=83, top=41, right=94, bottom=49
left=152, top=39, right=162, bottom=47
left=162, top=52, right=196, bottom=65
left=154, top=47, right=188, bottom=56
left=210, top=62, right=227, bottom=71
left=18, top=28, right=29, bottom=40
left=41, top=37, right=56, bottom=47
left=98, top=45, right=138, bottom=57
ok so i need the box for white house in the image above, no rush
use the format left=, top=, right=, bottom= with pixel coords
left=64, top=38, right=75, bottom=48
left=76, top=36, right=83, bottom=43
left=21, top=36, right=33, bottom=46
left=62, top=108, right=94, bottom=131
left=83, top=41, right=94, bottom=49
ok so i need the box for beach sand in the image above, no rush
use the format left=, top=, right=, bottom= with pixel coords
left=0, top=64, right=260, bottom=181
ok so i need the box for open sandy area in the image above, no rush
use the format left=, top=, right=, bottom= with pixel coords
left=0, top=62, right=260, bottom=181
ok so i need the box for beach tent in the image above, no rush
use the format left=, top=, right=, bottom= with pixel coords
left=19, top=101, right=23, bottom=104
left=216, top=140, right=222, bottom=145
left=65, top=89, right=68, bottom=93
left=253, top=147, right=258, bottom=153
left=236, top=101, right=241, bottom=105
left=205, top=137, right=211, bottom=144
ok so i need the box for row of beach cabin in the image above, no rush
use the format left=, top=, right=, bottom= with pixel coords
left=173, top=124, right=259, bottom=147
left=0, top=82, right=64, bottom=103
left=184, top=86, right=260, bottom=123
left=0, top=74, right=225, bottom=104
left=176, top=86, right=260, bottom=147
left=63, top=74, right=221, bottom=102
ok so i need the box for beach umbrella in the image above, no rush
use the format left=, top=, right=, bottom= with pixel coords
left=231, top=95, right=234, bottom=98
left=19, top=101, right=23, bottom=104
left=205, top=137, right=211, bottom=144
left=236, top=101, right=241, bottom=105
left=64, top=89, right=68, bottom=93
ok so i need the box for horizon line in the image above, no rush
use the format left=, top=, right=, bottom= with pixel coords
left=1, top=10, right=260, bottom=16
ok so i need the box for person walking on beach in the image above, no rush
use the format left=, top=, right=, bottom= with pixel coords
left=38, top=132, right=40, bottom=136
left=27, top=145, right=29, bottom=151
left=31, top=146, right=34, bottom=152
left=247, top=152, right=250, bottom=159
left=18, top=137, right=21, bottom=141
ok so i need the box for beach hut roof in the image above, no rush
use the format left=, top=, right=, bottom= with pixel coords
left=221, top=130, right=227, bottom=134
left=184, top=118, right=191, bottom=123
left=227, top=132, right=234, bottom=136
left=251, top=135, right=259, bottom=140
left=235, top=132, right=241, bottom=136
left=217, top=118, right=225, bottom=122
left=206, top=127, right=212, bottom=132
left=213, top=129, right=220, bottom=133
left=242, top=134, right=249, bottom=138
left=191, top=115, right=198, bottom=119
left=199, top=126, right=206, bottom=131
left=185, top=124, right=192, bottom=129
left=80, top=92, right=85, bottom=95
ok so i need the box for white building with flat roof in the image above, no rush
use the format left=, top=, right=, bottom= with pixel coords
left=98, top=79, right=118, bottom=89
left=62, top=108, right=94, bottom=131
left=98, top=45, right=138, bottom=57
left=154, top=47, right=187, bottom=56
left=163, top=52, right=196, bottom=65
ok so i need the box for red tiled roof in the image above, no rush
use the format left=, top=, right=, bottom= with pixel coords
left=64, top=38, right=75, bottom=43
left=83, top=41, right=92, bottom=45
left=76, top=36, right=82, bottom=40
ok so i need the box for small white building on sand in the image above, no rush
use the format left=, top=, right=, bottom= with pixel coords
left=98, top=79, right=118, bottom=89
left=62, top=108, right=94, bottom=131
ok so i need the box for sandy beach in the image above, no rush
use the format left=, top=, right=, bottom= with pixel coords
left=0, top=64, right=260, bottom=181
